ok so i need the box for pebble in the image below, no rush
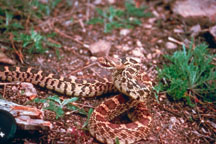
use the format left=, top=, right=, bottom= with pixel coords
left=89, top=40, right=111, bottom=57
left=180, top=118, right=185, bottom=124
left=121, top=45, right=131, bottom=51
left=107, top=0, right=115, bottom=4
left=147, top=53, right=152, bottom=59
left=94, top=0, right=102, bottom=4
left=113, top=54, right=119, bottom=59
left=120, top=29, right=131, bottom=36
left=143, top=24, right=152, bottom=29
left=131, top=48, right=143, bottom=57
left=136, top=40, right=143, bottom=47
left=166, top=42, right=177, bottom=49
left=77, top=71, right=83, bottom=76
left=210, top=25, right=216, bottom=40
left=174, top=28, right=184, bottom=33
left=190, top=24, right=201, bottom=37
left=90, top=56, right=97, bottom=61
left=170, top=116, right=177, bottom=124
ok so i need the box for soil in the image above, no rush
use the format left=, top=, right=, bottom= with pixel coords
left=0, top=0, right=215, bottom=144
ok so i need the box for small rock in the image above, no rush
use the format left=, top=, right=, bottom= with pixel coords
left=210, top=25, right=216, bottom=42
left=118, top=45, right=131, bottom=51
left=107, top=0, right=115, bottom=4
left=146, top=53, right=152, bottom=59
left=170, top=116, right=177, bottom=124
left=173, top=0, right=216, bottom=24
left=136, top=40, right=142, bottom=47
left=166, top=42, right=177, bottom=49
left=180, top=118, right=185, bottom=124
left=94, top=0, right=102, bottom=5
left=190, top=24, right=201, bottom=37
left=120, top=29, right=131, bottom=36
left=148, top=18, right=157, bottom=24
left=89, top=40, right=111, bottom=57
left=174, top=28, right=184, bottom=33
left=143, top=24, right=152, bottom=29
left=0, top=52, right=16, bottom=65
left=131, top=48, right=143, bottom=57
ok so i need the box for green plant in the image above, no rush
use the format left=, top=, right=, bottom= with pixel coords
left=13, top=30, right=61, bottom=54
left=0, top=0, right=61, bottom=18
left=115, top=138, right=120, bottom=144
left=0, top=0, right=62, bottom=56
left=155, top=43, right=216, bottom=106
left=0, top=0, right=61, bottom=32
left=82, top=108, right=93, bottom=129
left=88, top=1, right=152, bottom=33
left=0, top=7, right=24, bottom=32
left=33, top=95, right=86, bottom=119
left=29, top=0, right=61, bottom=17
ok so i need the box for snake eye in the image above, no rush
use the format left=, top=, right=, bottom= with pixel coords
left=98, top=57, right=112, bottom=68
left=129, top=57, right=140, bottom=64
left=121, top=57, right=127, bottom=63
left=121, top=57, right=140, bottom=66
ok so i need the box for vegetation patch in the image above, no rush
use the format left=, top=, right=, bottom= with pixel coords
left=155, top=43, right=216, bottom=106
left=88, top=1, right=152, bottom=33
left=33, top=95, right=87, bottom=119
left=0, top=0, right=61, bottom=55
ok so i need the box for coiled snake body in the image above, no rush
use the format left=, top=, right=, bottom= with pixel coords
left=0, top=57, right=152, bottom=144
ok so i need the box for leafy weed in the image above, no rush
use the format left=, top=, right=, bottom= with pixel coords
left=155, top=43, right=216, bottom=106
left=13, top=30, right=61, bottom=54
left=88, top=1, right=152, bottom=33
left=0, top=0, right=62, bottom=55
left=33, top=95, right=87, bottom=119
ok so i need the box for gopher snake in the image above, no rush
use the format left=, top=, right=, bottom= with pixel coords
left=0, top=57, right=152, bottom=144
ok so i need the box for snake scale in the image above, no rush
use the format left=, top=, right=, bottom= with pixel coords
left=0, top=57, right=152, bottom=144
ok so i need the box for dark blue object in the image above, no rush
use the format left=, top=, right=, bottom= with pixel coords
left=0, top=109, right=17, bottom=143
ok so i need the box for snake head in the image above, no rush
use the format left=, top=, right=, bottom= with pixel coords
left=121, top=57, right=141, bottom=66
left=98, top=57, right=125, bottom=70
left=98, top=56, right=141, bottom=70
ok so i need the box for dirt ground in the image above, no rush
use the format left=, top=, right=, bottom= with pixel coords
left=1, top=0, right=216, bottom=144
